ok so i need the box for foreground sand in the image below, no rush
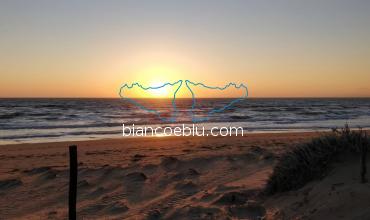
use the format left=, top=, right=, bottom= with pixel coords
left=0, top=132, right=369, bottom=219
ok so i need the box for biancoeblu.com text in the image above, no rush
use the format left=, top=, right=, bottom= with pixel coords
left=122, top=124, right=244, bottom=137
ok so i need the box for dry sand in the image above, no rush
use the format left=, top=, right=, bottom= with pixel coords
left=0, top=132, right=369, bottom=219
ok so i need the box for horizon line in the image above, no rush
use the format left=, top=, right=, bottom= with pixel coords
left=1, top=96, right=370, bottom=99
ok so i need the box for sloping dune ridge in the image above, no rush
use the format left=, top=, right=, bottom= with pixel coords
left=0, top=132, right=369, bottom=219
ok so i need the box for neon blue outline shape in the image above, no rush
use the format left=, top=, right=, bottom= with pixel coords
left=119, top=80, right=183, bottom=122
left=118, top=80, right=248, bottom=123
left=185, top=80, right=248, bottom=122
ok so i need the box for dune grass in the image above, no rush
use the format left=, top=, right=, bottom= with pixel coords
left=264, top=125, right=369, bottom=195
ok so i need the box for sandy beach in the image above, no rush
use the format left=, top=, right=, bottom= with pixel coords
left=2, top=1, right=370, bottom=219
left=2, top=131, right=369, bottom=219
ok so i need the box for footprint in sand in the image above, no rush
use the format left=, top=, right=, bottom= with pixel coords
left=228, top=202, right=266, bottom=220
left=132, top=154, right=147, bottom=162
left=77, top=179, right=90, bottom=188
left=213, top=191, right=249, bottom=205
left=172, top=168, right=200, bottom=181
left=125, top=172, right=147, bottom=182
left=146, top=209, right=161, bottom=220
left=167, top=205, right=224, bottom=219
left=80, top=201, right=129, bottom=216
left=37, top=169, right=58, bottom=181
left=160, top=156, right=180, bottom=170
left=0, top=178, right=22, bottom=190
left=174, top=181, right=198, bottom=194
left=23, top=166, right=51, bottom=175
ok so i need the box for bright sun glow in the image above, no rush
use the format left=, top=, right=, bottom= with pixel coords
left=148, top=80, right=172, bottom=98
left=130, top=65, right=183, bottom=98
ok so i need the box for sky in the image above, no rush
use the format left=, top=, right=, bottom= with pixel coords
left=0, top=0, right=369, bottom=98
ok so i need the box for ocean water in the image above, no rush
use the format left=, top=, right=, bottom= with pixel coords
left=0, top=98, right=370, bottom=144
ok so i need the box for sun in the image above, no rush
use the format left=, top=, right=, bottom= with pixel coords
left=130, top=65, right=183, bottom=98
left=148, top=80, right=172, bottom=98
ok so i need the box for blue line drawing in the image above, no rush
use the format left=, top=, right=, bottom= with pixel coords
left=119, top=80, right=183, bottom=122
left=118, top=80, right=248, bottom=123
left=185, top=80, right=248, bottom=122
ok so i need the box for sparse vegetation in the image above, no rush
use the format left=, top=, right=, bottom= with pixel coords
left=264, top=125, right=369, bottom=195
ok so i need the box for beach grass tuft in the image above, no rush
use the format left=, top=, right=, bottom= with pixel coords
left=264, top=124, right=369, bottom=195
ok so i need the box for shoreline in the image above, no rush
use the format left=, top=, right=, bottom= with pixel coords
left=0, top=128, right=354, bottom=146
left=2, top=123, right=370, bottom=145
left=0, top=130, right=324, bottom=148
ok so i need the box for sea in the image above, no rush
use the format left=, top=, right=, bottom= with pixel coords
left=1, top=98, right=370, bottom=144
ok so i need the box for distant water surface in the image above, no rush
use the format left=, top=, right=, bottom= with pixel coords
left=0, top=98, right=369, bottom=144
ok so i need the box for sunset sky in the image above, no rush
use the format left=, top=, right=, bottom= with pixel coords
left=0, top=0, right=369, bottom=98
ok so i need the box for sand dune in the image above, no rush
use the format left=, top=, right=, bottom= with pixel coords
left=264, top=153, right=370, bottom=220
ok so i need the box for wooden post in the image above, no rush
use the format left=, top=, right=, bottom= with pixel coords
left=361, top=144, right=367, bottom=183
left=69, top=145, right=78, bottom=220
